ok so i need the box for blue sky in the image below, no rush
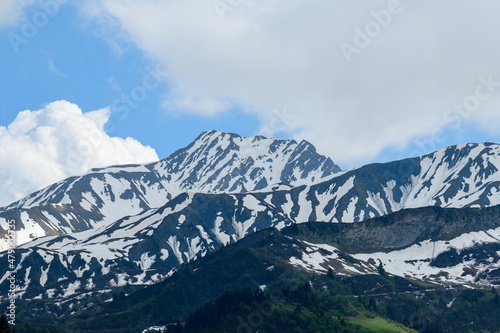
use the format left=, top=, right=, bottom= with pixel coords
left=0, top=2, right=260, bottom=160
left=0, top=0, right=499, bottom=205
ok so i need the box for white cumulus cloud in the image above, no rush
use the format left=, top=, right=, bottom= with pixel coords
left=81, top=0, right=500, bottom=167
left=0, top=0, right=35, bottom=26
left=0, top=100, right=158, bottom=206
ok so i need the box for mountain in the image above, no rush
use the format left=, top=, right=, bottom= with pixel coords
left=62, top=226, right=410, bottom=332
left=3, top=138, right=500, bottom=255
left=1, top=191, right=293, bottom=301
left=2, top=132, right=500, bottom=331
left=3, top=138, right=500, bottom=299
left=73, top=222, right=500, bottom=333
left=11, top=221, right=500, bottom=332
left=0, top=130, right=340, bottom=251
left=277, top=142, right=500, bottom=223
left=0, top=131, right=500, bottom=254
left=4, top=196, right=500, bottom=304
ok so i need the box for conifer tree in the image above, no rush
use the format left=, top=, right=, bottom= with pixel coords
left=369, top=297, right=378, bottom=312
left=327, top=267, right=335, bottom=279
left=0, top=313, right=10, bottom=333
left=377, top=261, right=386, bottom=277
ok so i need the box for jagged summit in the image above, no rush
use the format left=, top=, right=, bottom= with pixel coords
left=0, top=130, right=341, bottom=250
left=2, top=135, right=500, bottom=305
left=152, top=129, right=341, bottom=195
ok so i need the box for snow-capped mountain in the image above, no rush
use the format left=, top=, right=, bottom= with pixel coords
left=2, top=131, right=500, bottom=303
left=283, top=208, right=500, bottom=287
left=0, top=130, right=340, bottom=250
left=4, top=199, right=500, bottom=303
left=0, top=192, right=293, bottom=300
left=64, top=222, right=500, bottom=332
left=271, top=142, right=500, bottom=223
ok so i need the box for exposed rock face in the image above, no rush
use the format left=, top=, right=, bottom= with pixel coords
left=283, top=205, right=500, bottom=253
left=2, top=133, right=500, bottom=302
left=0, top=130, right=340, bottom=250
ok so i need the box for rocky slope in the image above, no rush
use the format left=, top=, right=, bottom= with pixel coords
left=4, top=139, right=500, bottom=254
left=9, top=219, right=500, bottom=332
left=4, top=198, right=500, bottom=303
left=2, top=132, right=500, bottom=304
left=0, top=130, right=340, bottom=250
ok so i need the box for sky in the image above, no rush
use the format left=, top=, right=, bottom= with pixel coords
left=0, top=0, right=500, bottom=206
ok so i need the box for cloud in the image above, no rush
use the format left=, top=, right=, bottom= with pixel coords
left=48, top=59, right=67, bottom=77
left=82, top=0, right=500, bottom=166
left=0, top=0, right=35, bottom=26
left=0, top=100, right=159, bottom=206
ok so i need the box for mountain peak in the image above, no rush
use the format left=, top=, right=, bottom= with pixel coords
left=3, top=134, right=500, bottom=310
left=0, top=130, right=341, bottom=250
left=155, top=130, right=341, bottom=193
left=197, top=129, right=240, bottom=140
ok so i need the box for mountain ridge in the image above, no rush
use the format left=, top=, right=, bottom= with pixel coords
left=4, top=138, right=500, bottom=254
left=2, top=133, right=500, bottom=331
left=4, top=200, right=500, bottom=303
left=0, top=130, right=340, bottom=250
left=11, top=219, right=500, bottom=332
